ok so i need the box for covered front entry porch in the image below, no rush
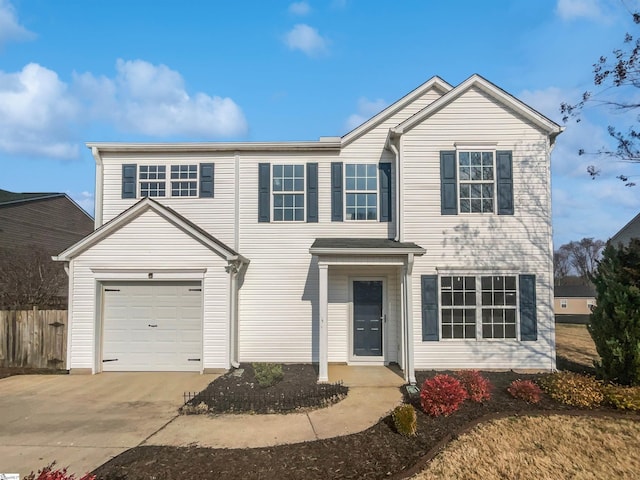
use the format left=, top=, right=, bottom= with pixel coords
left=309, top=238, right=426, bottom=384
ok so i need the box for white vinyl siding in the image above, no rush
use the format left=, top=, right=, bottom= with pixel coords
left=403, top=86, right=554, bottom=370
left=67, top=208, right=229, bottom=371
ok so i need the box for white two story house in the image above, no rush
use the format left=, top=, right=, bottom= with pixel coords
left=55, top=74, right=561, bottom=383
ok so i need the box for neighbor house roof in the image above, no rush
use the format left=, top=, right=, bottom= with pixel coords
left=310, top=238, right=426, bottom=255
left=610, top=211, right=640, bottom=246
left=55, top=197, right=247, bottom=263
left=0, top=189, right=65, bottom=206
left=554, top=284, right=596, bottom=298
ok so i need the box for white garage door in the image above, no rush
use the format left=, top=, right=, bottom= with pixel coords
left=102, top=281, right=202, bottom=372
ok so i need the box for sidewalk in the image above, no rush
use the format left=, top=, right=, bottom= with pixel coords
left=145, top=365, right=405, bottom=448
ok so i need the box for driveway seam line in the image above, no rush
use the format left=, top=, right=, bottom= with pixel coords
left=306, top=412, right=319, bottom=440
left=139, top=413, right=180, bottom=446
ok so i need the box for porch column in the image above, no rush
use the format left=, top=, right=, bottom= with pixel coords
left=405, top=255, right=416, bottom=384
left=318, top=263, right=329, bottom=382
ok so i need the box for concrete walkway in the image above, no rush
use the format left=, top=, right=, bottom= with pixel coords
left=147, top=365, right=404, bottom=448
left=0, top=366, right=403, bottom=476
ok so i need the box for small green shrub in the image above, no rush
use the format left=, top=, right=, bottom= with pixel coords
left=252, top=362, right=284, bottom=388
left=538, top=372, right=604, bottom=408
left=456, top=370, right=492, bottom=403
left=392, top=404, right=417, bottom=437
left=604, top=384, right=640, bottom=411
left=420, top=374, right=468, bottom=417
left=507, top=379, right=542, bottom=404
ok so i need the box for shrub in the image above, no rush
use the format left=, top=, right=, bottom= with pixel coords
left=180, top=401, right=209, bottom=415
left=420, top=374, right=468, bottom=417
left=604, top=384, right=640, bottom=411
left=24, top=462, right=96, bottom=480
left=507, top=379, right=542, bottom=404
left=392, top=404, right=417, bottom=437
left=538, top=372, right=604, bottom=408
left=456, top=370, right=492, bottom=403
left=252, top=362, right=284, bottom=388
left=589, top=239, right=640, bottom=386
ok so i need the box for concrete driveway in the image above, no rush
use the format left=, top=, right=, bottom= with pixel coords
left=0, top=372, right=216, bottom=477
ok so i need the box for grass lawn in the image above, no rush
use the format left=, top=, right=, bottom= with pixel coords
left=413, top=414, right=640, bottom=480
left=555, top=323, right=600, bottom=374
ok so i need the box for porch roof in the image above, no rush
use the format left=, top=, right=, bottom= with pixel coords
left=309, top=238, right=425, bottom=256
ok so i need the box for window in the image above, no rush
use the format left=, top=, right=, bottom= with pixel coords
left=139, top=165, right=166, bottom=197
left=440, top=275, right=517, bottom=340
left=345, top=163, right=377, bottom=220
left=273, top=164, right=304, bottom=221
left=458, top=151, right=494, bottom=213
left=171, top=165, right=197, bottom=197
left=561, top=299, right=568, bottom=309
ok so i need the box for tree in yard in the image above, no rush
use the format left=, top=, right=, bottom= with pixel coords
left=589, top=238, right=640, bottom=386
left=554, top=238, right=605, bottom=284
left=560, top=10, right=640, bottom=185
left=0, top=246, right=67, bottom=309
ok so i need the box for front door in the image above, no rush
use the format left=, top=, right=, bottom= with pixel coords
left=353, top=280, right=383, bottom=357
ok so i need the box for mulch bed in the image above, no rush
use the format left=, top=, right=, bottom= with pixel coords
left=0, top=367, right=67, bottom=380
left=91, top=369, right=636, bottom=480
left=182, top=363, right=348, bottom=414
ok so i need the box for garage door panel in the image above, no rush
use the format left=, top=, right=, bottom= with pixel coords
left=102, top=281, right=202, bottom=372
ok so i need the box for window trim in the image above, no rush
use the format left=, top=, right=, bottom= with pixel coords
left=456, top=148, right=496, bottom=215
left=137, top=164, right=200, bottom=198
left=560, top=299, right=568, bottom=309
left=344, top=162, right=379, bottom=222
left=271, top=163, right=306, bottom=222
left=438, top=272, right=520, bottom=342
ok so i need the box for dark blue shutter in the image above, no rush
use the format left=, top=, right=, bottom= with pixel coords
left=496, top=151, right=514, bottom=215
left=440, top=151, right=457, bottom=215
left=258, top=163, right=270, bottom=223
left=307, top=163, right=318, bottom=222
left=519, top=274, right=537, bottom=341
left=331, top=162, right=343, bottom=222
left=379, top=163, right=392, bottom=222
left=421, top=275, right=439, bottom=341
left=122, top=164, right=137, bottom=199
left=199, top=163, right=214, bottom=198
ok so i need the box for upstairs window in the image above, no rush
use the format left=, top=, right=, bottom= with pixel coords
left=171, top=165, right=197, bottom=197
left=345, top=163, right=377, bottom=220
left=273, top=164, right=304, bottom=221
left=458, top=151, right=494, bottom=213
left=139, top=165, right=166, bottom=197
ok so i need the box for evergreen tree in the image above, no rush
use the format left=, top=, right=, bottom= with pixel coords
left=589, top=239, right=640, bottom=386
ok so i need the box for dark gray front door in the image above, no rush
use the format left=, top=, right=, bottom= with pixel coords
left=353, top=280, right=383, bottom=357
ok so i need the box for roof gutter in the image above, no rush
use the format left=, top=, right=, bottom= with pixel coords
left=309, top=247, right=426, bottom=256
left=86, top=141, right=341, bottom=153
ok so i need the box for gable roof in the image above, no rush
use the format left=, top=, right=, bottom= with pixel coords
left=610, top=211, right=640, bottom=245
left=0, top=189, right=64, bottom=206
left=392, top=74, right=563, bottom=138
left=54, top=197, right=247, bottom=263
left=340, top=76, right=453, bottom=147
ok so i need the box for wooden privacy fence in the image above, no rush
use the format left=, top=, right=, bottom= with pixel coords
left=0, top=308, right=67, bottom=369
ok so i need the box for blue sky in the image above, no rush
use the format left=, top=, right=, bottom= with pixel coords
left=0, top=0, right=638, bottom=245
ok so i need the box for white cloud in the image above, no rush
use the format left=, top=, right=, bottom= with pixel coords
left=284, top=24, right=328, bottom=56
left=0, top=63, right=80, bottom=159
left=289, top=1, right=311, bottom=16
left=555, top=0, right=613, bottom=22
left=0, top=0, right=35, bottom=48
left=345, top=97, right=388, bottom=131
left=68, top=190, right=95, bottom=216
left=75, top=59, right=248, bottom=138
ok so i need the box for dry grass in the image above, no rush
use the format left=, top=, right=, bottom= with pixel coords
left=414, top=415, right=640, bottom=480
left=555, top=323, right=599, bottom=372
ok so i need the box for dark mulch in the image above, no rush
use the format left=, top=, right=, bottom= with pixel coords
left=91, top=370, right=626, bottom=480
left=183, top=363, right=348, bottom=414
left=0, top=367, right=68, bottom=380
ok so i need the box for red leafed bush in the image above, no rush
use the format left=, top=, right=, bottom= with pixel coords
left=456, top=370, right=493, bottom=403
left=420, top=374, right=468, bottom=416
left=24, top=462, right=96, bottom=480
left=507, top=379, right=542, bottom=404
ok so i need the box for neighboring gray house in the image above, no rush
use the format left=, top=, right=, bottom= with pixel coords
left=0, top=189, right=94, bottom=306
left=55, top=74, right=562, bottom=383
left=610, top=212, right=640, bottom=246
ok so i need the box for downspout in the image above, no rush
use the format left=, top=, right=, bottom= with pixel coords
left=228, top=260, right=242, bottom=369
left=389, top=140, right=401, bottom=242
left=91, top=147, right=104, bottom=228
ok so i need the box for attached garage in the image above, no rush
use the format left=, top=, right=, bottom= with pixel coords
left=101, top=281, right=203, bottom=371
